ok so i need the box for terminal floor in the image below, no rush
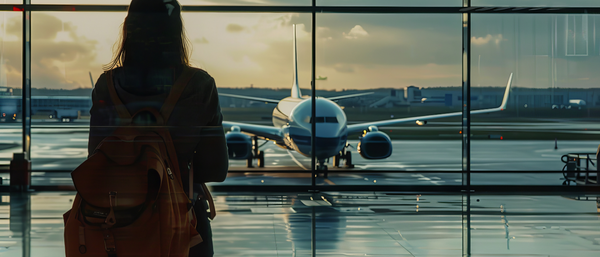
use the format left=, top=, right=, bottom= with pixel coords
left=0, top=191, right=599, bottom=257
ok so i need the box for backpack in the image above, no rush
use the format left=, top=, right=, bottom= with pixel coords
left=63, top=67, right=212, bottom=257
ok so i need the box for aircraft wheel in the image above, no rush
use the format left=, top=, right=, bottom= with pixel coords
left=257, top=151, right=265, bottom=168
left=246, top=155, right=254, bottom=168
left=344, top=151, right=354, bottom=168
left=333, top=153, right=341, bottom=167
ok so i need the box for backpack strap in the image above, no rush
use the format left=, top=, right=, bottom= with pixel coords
left=105, top=70, right=132, bottom=123
left=160, top=66, right=199, bottom=123
left=189, top=162, right=216, bottom=220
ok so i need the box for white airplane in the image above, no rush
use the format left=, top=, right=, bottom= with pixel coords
left=222, top=24, right=513, bottom=171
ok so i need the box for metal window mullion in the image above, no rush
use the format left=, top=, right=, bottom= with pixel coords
left=22, top=0, right=31, bottom=161
left=1, top=5, right=600, bottom=14
left=462, top=3, right=471, bottom=181
left=462, top=1, right=472, bottom=257
left=310, top=3, right=317, bottom=257
left=310, top=0, right=317, bottom=187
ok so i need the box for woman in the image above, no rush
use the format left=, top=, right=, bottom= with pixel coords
left=87, top=0, right=228, bottom=256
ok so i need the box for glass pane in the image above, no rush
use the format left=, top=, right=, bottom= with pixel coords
left=471, top=195, right=600, bottom=256
left=315, top=13, right=463, bottom=186
left=0, top=11, right=22, bottom=170
left=473, top=0, right=600, bottom=7
left=318, top=0, right=462, bottom=6
left=32, top=0, right=312, bottom=5
left=188, top=12, right=313, bottom=178
left=30, top=11, right=313, bottom=186
left=30, top=11, right=124, bottom=178
left=471, top=14, right=600, bottom=186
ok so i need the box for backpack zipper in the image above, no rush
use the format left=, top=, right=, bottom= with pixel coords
left=164, top=160, right=174, bottom=180
left=167, top=167, right=174, bottom=180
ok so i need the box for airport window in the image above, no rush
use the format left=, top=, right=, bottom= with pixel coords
left=1, top=2, right=599, bottom=257
left=0, top=11, right=22, bottom=166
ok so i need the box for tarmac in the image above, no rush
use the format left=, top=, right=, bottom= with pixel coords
left=0, top=121, right=599, bottom=256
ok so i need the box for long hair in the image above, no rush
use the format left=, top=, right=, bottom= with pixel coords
left=104, top=0, right=191, bottom=70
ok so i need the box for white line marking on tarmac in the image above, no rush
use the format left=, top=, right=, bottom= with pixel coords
left=286, top=150, right=308, bottom=170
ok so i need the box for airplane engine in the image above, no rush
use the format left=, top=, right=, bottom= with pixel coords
left=357, top=126, right=392, bottom=159
left=225, top=127, right=252, bottom=160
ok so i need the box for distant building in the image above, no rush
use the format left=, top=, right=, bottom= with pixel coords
left=0, top=87, right=13, bottom=96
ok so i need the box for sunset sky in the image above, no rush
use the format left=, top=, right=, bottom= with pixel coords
left=0, top=0, right=599, bottom=92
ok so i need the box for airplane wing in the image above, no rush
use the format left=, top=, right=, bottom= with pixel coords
left=219, top=93, right=280, bottom=104
left=347, top=73, right=513, bottom=134
left=222, top=121, right=283, bottom=141
left=327, top=92, right=374, bottom=101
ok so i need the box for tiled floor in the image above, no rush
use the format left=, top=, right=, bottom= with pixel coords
left=0, top=191, right=599, bottom=257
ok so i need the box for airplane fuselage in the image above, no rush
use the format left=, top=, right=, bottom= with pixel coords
left=273, top=97, right=349, bottom=160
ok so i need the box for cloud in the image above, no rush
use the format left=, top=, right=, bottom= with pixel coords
left=194, top=37, right=209, bottom=44
left=333, top=63, right=355, bottom=73
left=472, top=34, right=505, bottom=46
left=2, top=13, right=100, bottom=89
left=343, top=25, right=369, bottom=39
left=226, top=24, right=246, bottom=33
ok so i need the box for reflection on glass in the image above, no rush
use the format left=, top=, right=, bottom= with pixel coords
left=471, top=14, right=600, bottom=180
left=0, top=12, right=22, bottom=166
left=315, top=13, right=464, bottom=184
left=471, top=195, right=600, bottom=256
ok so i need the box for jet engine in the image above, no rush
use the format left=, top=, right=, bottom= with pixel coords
left=357, top=126, right=392, bottom=159
left=225, top=126, right=252, bottom=160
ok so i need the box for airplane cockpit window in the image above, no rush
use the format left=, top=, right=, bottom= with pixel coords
left=309, top=117, right=339, bottom=123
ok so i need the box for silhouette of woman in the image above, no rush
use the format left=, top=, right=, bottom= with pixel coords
left=88, top=0, right=228, bottom=256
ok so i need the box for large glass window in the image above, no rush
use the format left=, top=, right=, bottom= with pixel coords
left=3, top=2, right=600, bottom=257
left=471, top=14, right=600, bottom=186
left=315, top=13, right=464, bottom=187
left=29, top=12, right=124, bottom=175
left=28, top=11, right=314, bottom=186
left=0, top=11, right=22, bottom=168
left=183, top=12, right=314, bottom=179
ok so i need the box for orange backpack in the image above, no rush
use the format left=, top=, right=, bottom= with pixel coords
left=64, top=67, right=212, bottom=257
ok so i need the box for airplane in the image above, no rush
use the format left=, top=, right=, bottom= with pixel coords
left=221, top=24, right=513, bottom=171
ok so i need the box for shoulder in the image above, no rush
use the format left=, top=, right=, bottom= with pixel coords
left=186, top=66, right=217, bottom=92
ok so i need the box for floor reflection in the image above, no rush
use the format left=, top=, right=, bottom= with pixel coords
left=0, top=192, right=598, bottom=256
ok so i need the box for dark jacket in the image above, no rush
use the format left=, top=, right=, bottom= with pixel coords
left=87, top=66, right=229, bottom=187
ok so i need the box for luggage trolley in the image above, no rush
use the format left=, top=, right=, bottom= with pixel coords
left=561, top=153, right=598, bottom=185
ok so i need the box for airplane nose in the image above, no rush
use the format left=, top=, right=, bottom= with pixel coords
left=315, top=123, right=343, bottom=138
left=315, top=137, right=344, bottom=159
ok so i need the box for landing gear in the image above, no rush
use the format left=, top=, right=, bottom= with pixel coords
left=246, top=136, right=265, bottom=168
left=316, top=159, right=328, bottom=178
left=333, top=146, right=354, bottom=168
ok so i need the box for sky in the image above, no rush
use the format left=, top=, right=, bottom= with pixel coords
left=0, top=0, right=599, bottom=92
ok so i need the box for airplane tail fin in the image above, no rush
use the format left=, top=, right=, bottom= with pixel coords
left=291, top=24, right=302, bottom=99
left=499, top=73, right=513, bottom=110
left=89, top=72, right=94, bottom=88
